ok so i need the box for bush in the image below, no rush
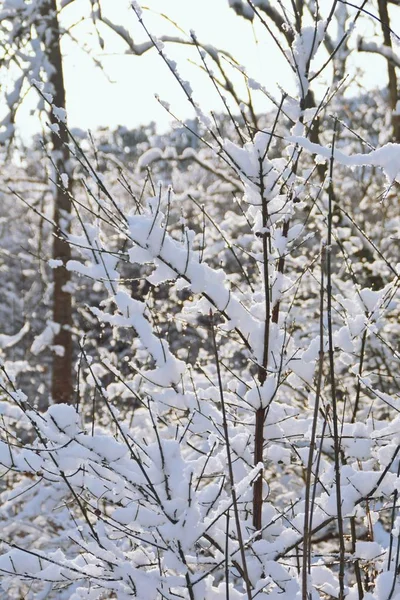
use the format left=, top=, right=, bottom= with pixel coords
left=1, top=2, right=400, bottom=599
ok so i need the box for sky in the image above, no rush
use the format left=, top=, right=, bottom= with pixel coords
left=60, top=0, right=291, bottom=134
left=15, top=0, right=395, bottom=138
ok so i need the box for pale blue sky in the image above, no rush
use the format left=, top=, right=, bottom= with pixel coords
left=17, top=0, right=392, bottom=138
left=62, top=0, right=289, bottom=133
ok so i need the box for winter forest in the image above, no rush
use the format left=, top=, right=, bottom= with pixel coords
left=1, top=0, right=400, bottom=598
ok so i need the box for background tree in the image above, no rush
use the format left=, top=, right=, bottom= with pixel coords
left=358, top=0, right=400, bottom=142
left=0, top=0, right=80, bottom=402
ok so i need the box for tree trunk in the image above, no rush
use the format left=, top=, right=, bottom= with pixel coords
left=45, top=0, right=73, bottom=403
left=378, top=0, right=400, bottom=142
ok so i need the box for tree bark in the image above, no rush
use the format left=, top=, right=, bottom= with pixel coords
left=378, top=0, right=400, bottom=142
left=45, top=0, right=73, bottom=403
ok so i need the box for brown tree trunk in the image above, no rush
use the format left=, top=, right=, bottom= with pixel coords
left=378, top=0, right=400, bottom=142
left=45, top=0, right=73, bottom=403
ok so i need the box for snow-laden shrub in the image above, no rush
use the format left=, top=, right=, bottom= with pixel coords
left=1, top=2, right=400, bottom=599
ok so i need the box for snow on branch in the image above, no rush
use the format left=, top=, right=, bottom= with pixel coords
left=358, top=37, right=400, bottom=69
